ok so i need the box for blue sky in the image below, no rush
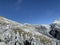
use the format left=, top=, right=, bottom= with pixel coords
left=0, top=0, right=60, bottom=24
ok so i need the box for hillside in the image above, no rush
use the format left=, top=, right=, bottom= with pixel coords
left=0, top=16, right=60, bottom=45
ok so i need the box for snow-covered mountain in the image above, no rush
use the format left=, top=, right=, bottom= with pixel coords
left=0, top=16, right=60, bottom=45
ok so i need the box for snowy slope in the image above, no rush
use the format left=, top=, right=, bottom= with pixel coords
left=0, top=16, right=60, bottom=45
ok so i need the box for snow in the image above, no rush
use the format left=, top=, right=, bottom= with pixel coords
left=53, top=19, right=60, bottom=24
left=0, top=42, right=6, bottom=45
left=0, top=16, right=59, bottom=45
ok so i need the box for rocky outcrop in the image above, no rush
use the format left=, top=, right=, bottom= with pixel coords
left=0, top=16, right=60, bottom=45
left=49, top=22, right=60, bottom=40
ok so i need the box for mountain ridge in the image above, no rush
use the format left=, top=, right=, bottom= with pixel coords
left=0, top=16, right=60, bottom=45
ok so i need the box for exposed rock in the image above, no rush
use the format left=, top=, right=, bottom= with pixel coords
left=49, top=22, right=60, bottom=40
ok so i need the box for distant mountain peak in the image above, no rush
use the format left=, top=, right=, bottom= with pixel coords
left=53, top=19, right=60, bottom=24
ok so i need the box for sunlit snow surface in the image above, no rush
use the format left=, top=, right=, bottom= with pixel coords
left=0, top=16, right=60, bottom=45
